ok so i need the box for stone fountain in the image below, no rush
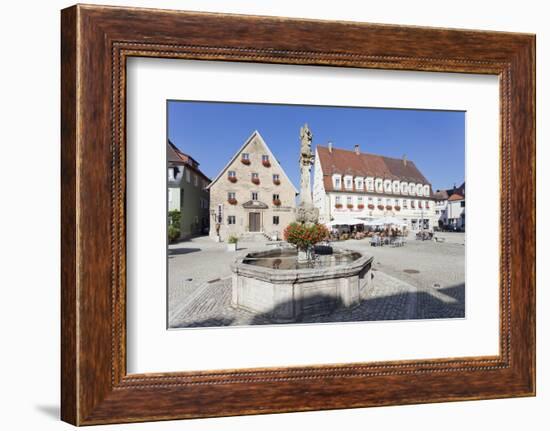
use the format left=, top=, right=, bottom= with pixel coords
left=231, top=124, right=374, bottom=322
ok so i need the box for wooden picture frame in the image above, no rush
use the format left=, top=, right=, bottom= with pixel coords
left=61, top=4, right=535, bottom=425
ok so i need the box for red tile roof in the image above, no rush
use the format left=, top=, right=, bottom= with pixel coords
left=317, top=145, right=431, bottom=194
left=448, top=193, right=465, bottom=201
left=168, top=141, right=210, bottom=181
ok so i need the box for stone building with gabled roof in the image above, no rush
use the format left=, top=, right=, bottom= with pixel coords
left=207, top=131, right=298, bottom=241
left=313, top=143, right=437, bottom=231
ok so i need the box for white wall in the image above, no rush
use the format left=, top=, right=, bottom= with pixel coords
left=0, top=1, right=546, bottom=430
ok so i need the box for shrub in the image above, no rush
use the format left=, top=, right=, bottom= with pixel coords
left=168, top=209, right=181, bottom=227
left=251, top=177, right=260, bottom=185
left=335, top=203, right=343, bottom=209
left=377, top=204, right=385, bottom=210
left=357, top=204, right=365, bottom=209
left=273, top=198, right=281, bottom=206
left=227, top=235, right=239, bottom=244
left=347, top=204, right=354, bottom=209
left=273, top=179, right=281, bottom=185
left=283, top=222, right=329, bottom=251
left=241, top=158, right=251, bottom=165
left=262, top=160, right=271, bottom=167
left=168, top=225, right=180, bottom=243
left=394, top=205, right=401, bottom=211
left=227, top=197, right=238, bottom=205
left=368, top=204, right=375, bottom=210
left=228, top=176, right=237, bottom=183
left=386, top=205, right=392, bottom=210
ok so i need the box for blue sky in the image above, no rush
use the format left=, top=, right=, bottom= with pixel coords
left=167, top=101, right=464, bottom=191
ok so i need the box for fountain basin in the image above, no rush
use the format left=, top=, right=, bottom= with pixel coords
left=230, top=247, right=374, bottom=322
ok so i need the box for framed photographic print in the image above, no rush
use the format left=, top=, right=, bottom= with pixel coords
left=61, top=4, right=535, bottom=425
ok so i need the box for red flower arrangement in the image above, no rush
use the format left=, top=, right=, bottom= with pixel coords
left=227, top=197, right=238, bottom=205
left=425, top=202, right=430, bottom=209
left=377, top=204, right=385, bottom=210
left=386, top=205, right=392, bottom=210
left=347, top=204, right=354, bottom=209
left=284, top=222, right=329, bottom=252
left=418, top=202, right=423, bottom=209
left=262, top=160, right=271, bottom=168
left=335, top=203, right=343, bottom=209
left=228, top=176, right=237, bottom=183
left=273, top=179, right=281, bottom=185
left=394, top=205, right=401, bottom=211
left=357, top=204, right=365, bottom=209
left=251, top=177, right=260, bottom=185
left=241, top=158, right=251, bottom=165
left=272, top=199, right=281, bottom=206
left=368, top=204, right=375, bottom=210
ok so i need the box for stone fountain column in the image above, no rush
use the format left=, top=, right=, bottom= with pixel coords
left=295, top=123, right=319, bottom=261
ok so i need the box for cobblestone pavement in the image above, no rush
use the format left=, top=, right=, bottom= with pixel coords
left=168, top=234, right=465, bottom=328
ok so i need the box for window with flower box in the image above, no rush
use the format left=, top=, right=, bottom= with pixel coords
left=227, top=192, right=237, bottom=205
left=228, top=170, right=237, bottom=183
left=241, top=153, right=250, bottom=165
left=272, top=194, right=281, bottom=206
left=273, top=174, right=280, bottom=185
left=262, top=155, right=271, bottom=167
left=251, top=172, right=260, bottom=185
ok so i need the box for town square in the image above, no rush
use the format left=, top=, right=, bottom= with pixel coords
left=167, top=101, right=466, bottom=328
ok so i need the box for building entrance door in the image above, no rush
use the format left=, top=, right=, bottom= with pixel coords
left=249, top=212, right=261, bottom=232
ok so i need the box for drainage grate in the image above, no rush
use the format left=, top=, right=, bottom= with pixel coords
left=403, top=269, right=420, bottom=274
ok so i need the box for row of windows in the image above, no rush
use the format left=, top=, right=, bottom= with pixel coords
left=333, top=176, right=430, bottom=197
left=227, top=215, right=280, bottom=225
left=228, top=171, right=280, bottom=181
left=167, top=166, right=209, bottom=189
left=228, top=192, right=280, bottom=201
left=241, top=153, right=270, bottom=162
left=334, top=195, right=431, bottom=209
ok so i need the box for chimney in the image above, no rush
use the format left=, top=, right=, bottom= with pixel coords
left=328, top=141, right=333, bottom=153
left=403, top=154, right=408, bottom=166
left=354, top=144, right=360, bottom=155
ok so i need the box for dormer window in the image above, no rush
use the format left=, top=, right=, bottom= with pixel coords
left=392, top=180, right=400, bottom=194
left=344, top=176, right=353, bottom=190
left=355, top=178, right=364, bottom=190
left=384, top=179, right=392, bottom=193
left=366, top=177, right=374, bottom=192
left=375, top=178, right=383, bottom=192
left=333, top=175, right=342, bottom=189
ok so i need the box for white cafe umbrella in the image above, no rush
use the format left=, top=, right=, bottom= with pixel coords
left=364, top=218, right=385, bottom=227
left=367, top=216, right=407, bottom=227
left=326, top=217, right=366, bottom=227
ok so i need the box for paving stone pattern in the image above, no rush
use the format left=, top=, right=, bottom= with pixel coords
left=168, top=233, right=465, bottom=328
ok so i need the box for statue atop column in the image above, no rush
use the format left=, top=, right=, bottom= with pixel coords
left=296, top=123, right=319, bottom=225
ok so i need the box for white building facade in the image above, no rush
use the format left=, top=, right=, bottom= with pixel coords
left=313, top=144, right=437, bottom=231
left=433, top=183, right=466, bottom=230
